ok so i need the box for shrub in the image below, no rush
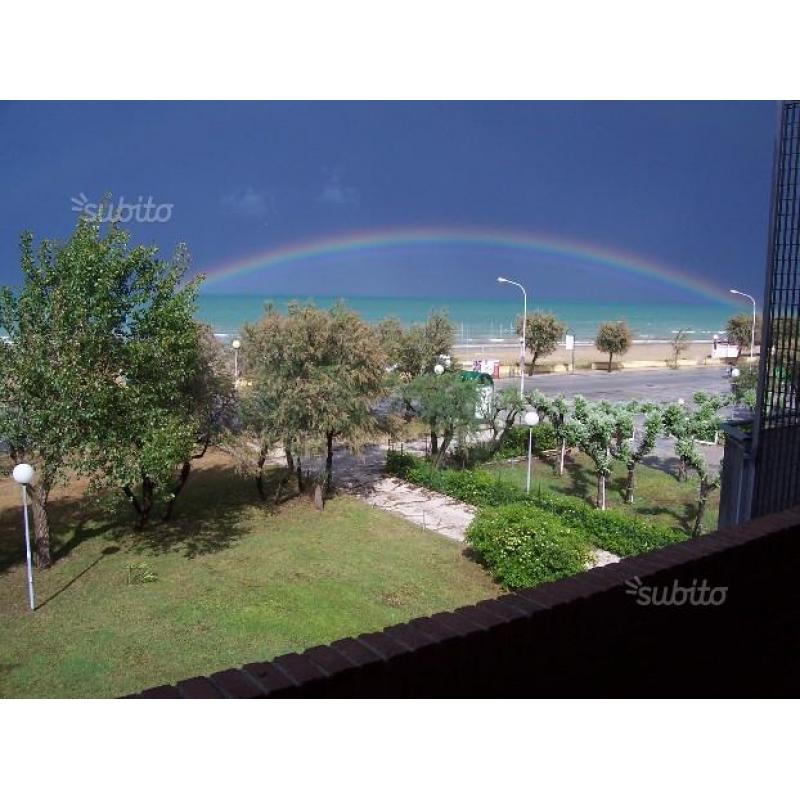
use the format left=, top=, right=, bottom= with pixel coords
left=466, top=503, right=590, bottom=589
left=385, top=452, right=687, bottom=557
left=496, top=420, right=558, bottom=457
left=386, top=449, right=418, bottom=478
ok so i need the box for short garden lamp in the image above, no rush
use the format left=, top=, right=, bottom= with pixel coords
left=731, top=367, right=741, bottom=379
left=12, top=463, right=36, bottom=611
left=524, top=410, right=540, bottom=494
left=232, top=338, right=241, bottom=380
left=433, top=363, right=445, bottom=375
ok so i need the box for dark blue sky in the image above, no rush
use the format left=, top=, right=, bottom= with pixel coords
left=0, top=101, right=777, bottom=303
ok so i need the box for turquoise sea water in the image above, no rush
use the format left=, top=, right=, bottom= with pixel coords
left=196, top=294, right=737, bottom=345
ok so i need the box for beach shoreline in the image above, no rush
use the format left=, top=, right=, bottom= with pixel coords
left=453, top=340, right=738, bottom=369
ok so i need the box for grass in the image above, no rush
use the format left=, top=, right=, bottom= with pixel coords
left=482, top=451, right=719, bottom=534
left=0, top=451, right=499, bottom=698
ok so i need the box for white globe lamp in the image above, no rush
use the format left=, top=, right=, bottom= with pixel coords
left=13, top=463, right=35, bottom=485
left=433, top=364, right=445, bottom=376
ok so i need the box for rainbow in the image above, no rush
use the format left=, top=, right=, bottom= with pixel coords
left=199, top=227, right=733, bottom=304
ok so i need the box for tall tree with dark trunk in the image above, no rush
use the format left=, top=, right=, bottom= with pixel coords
left=0, top=216, right=200, bottom=560
left=162, top=327, right=236, bottom=521
left=595, top=320, right=632, bottom=371
left=516, top=312, right=567, bottom=373
left=402, top=371, right=479, bottom=468
left=242, top=302, right=387, bottom=501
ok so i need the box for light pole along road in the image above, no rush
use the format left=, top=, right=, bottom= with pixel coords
left=497, top=276, right=527, bottom=399
left=730, top=288, right=757, bottom=359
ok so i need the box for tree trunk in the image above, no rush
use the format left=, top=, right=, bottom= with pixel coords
left=296, top=456, right=304, bottom=492
left=136, top=477, right=154, bottom=530
left=434, top=432, right=453, bottom=468
left=255, top=451, right=268, bottom=500
left=430, top=430, right=439, bottom=455
left=284, top=446, right=294, bottom=474
left=625, top=464, right=635, bottom=504
left=163, top=460, right=191, bottom=521
left=608, top=352, right=613, bottom=372
left=597, top=473, right=606, bottom=510
left=325, top=432, right=334, bottom=493
left=559, top=439, right=566, bottom=476
left=693, top=481, right=708, bottom=537
left=30, top=479, right=52, bottom=569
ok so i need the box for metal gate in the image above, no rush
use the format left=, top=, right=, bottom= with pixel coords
left=752, top=101, right=800, bottom=516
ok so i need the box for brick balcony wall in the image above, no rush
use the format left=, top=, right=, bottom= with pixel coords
left=127, top=507, right=800, bottom=698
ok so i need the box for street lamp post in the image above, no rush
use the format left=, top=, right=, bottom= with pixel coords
left=524, top=409, right=540, bottom=494
left=730, top=289, right=757, bottom=360
left=232, top=338, right=241, bottom=380
left=497, top=277, right=527, bottom=399
left=12, top=463, right=36, bottom=611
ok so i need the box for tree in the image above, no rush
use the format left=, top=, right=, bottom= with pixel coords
left=669, top=328, right=690, bottom=369
left=595, top=321, right=632, bottom=371
left=402, top=371, right=479, bottom=468
left=563, top=398, right=615, bottom=509
left=485, top=387, right=526, bottom=455
left=82, top=249, right=203, bottom=530
left=612, top=406, right=662, bottom=503
left=515, top=312, right=567, bottom=373
left=726, top=312, right=762, bottom=357
left=377, top=309, right=455, bottom=380
left=162, top=327, right=237, bottom=520
left=243, top=302, right=387, bottom=495
left=529, top=390, right=570, bottom=475
left=662, top=397, right=725, bottom=483
left=680, top=438, right=721, bottom=537
left=0, top=216, right=201, bottom=560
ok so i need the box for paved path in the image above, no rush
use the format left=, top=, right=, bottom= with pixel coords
left=263, top=439, right=619, bottom=569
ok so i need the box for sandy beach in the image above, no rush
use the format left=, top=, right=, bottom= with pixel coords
left=453, top=340, right=738, bottom=370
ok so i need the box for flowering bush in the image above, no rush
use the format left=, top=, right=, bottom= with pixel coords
left=466, top=503, right=590, bottom=589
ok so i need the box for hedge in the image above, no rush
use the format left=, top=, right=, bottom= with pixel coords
left=466, top=503, right=591, bottom=589
left=385, top=451, right=686, bottom=557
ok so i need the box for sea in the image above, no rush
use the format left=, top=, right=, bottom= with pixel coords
left=196, top=295, right=736, bottom=347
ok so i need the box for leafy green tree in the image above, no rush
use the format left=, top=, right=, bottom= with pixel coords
left=529, top=390, right=570, bottom=475
left=377, top=309, right=455, bottom=380
left=0, top=217, right=201, bottom=559
left=563, top=399, right=615, bottom=509
left=485, top=387, right=526, bottom=455
left=595, top=320, right=632, bottom=371
left=515, top=312, right=567, bottom=372
left=612, top=407, right=662, bottom=503
left=243, top=302, right=387, bottom=494
left=662, top=397, right=725, bottom=483
left=82, top=258, right=202, bottom=530
left=680, top=438, right=721, bottom=537
left=162, top=326, right=237, bottom=520
left=726, top=312, right=762, bottom=357
left=730, top=366, right=758, bottom=410
left=402, top=371, right=479, bottom=468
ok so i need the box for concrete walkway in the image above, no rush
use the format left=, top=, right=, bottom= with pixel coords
left=262, top=438, right=619, bottom=567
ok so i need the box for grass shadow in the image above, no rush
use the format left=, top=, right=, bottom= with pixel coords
left=0, top=460, right=290, bottom=572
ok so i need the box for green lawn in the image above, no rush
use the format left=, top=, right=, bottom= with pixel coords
left=0, top=455, right=499, bottom=698
left=482, top=452, right=719, bottom=534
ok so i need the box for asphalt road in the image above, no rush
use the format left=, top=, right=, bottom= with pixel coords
left=495, top=366, right=733, bottom=405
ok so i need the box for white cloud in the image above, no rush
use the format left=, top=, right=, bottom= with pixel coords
left=317, top=167, right=360, bottom=208
left=221, top=187, right=276, bottom=220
